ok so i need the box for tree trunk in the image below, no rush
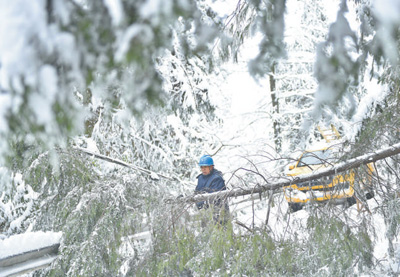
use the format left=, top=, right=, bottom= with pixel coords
left=270, top=62, right=281, bottom=152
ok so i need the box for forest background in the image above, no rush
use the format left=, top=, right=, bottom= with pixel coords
left=1, top=0, right=400, bottom=275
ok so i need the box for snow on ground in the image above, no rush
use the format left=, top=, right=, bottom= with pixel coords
left=0, top=231, right=62, bottom=259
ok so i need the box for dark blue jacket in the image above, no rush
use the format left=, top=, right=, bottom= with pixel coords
left=195, top=169, right=226, bottom=209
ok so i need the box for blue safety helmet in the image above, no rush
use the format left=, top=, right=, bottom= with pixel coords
left=198, top=155, right=214, bottom=166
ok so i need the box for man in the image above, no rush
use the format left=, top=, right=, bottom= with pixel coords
left=195, top=155, right=229, bottom=224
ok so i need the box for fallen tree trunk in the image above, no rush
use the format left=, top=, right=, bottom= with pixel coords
left=175, top=142, right=400, bottom=204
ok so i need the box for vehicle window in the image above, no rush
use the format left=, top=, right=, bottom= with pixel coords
left=298, top=149, right=331, bottom=167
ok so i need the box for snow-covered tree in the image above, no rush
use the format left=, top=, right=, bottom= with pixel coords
left=2, top=0, right=400, bottom=276
left=0, top=0, right=223, bottom=166
left=269, top=0, right=335, bottom=152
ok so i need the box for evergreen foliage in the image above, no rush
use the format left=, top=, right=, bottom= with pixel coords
left=1, top=0, right=400, bottom=276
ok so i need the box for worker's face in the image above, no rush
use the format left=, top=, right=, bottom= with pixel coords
left=200, top=166, right=212, bottom=175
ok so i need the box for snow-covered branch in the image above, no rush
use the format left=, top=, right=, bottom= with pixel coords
left=74, top=147, right=175, bottom=181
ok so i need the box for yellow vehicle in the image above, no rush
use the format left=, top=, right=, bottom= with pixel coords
left=284, top=126, right=374, bottom=212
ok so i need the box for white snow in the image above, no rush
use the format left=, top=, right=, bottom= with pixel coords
left=0, top=0, right=398, bottom=275
left=372, top=0, right=400, bottom=64
left=0, top=231, right=62, bottom=259
left=231, top=192, right=400, bottom=274
left=150, top=172, right=160, bottom=180
left=85, top=137, right=99, bottom=154
left=373, top=0, right=400, bottom=25
left=103, top=0, right=123, bottom=26
left=139, top=0, right=172, bottom=25
left=0, top=94, right=11, bottom=133
left=115, top=24, right=153, bottom=62
left=0, top=0, right=53, bottom=90
left=347, top=64, right=389, bottom=140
